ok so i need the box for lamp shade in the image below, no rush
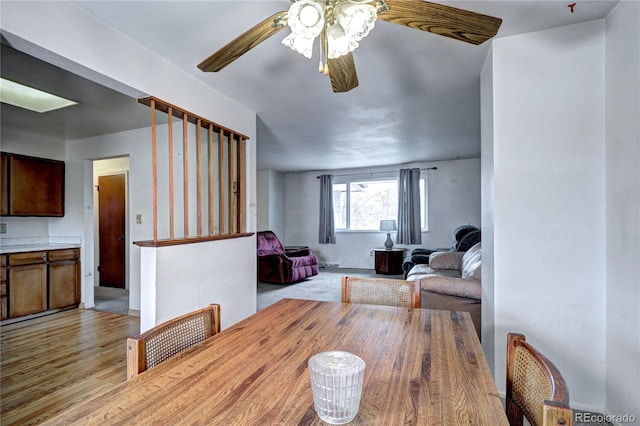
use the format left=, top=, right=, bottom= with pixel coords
left=379, top=220, right=397, bottom=232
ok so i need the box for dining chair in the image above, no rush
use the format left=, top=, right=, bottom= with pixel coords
left=127, top=304, right=221, bottom=379
left=341, top=276, right=421, bottom=309
left=506, top=333, right=573, bottom=426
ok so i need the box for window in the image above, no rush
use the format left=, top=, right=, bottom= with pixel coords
left=333, top=175, right=428, bottom=231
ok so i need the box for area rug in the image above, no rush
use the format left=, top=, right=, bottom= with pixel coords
left=257, top=268, right=403, bottom=311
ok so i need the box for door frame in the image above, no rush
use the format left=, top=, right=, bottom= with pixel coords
left=93, top=160, right=130, bottom=291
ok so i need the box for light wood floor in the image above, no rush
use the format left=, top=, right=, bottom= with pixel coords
left=0, top=309, right=139, bottom=425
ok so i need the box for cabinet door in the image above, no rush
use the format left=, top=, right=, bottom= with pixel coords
left=1, top=153, right=8, bottom=216
left=9, top=264, right=47, bottom=317
left=49, top=260, right=80, bottom=310
left=0, top=257, right=6, bottom=320
left=8, top=154, right=64, bottom=216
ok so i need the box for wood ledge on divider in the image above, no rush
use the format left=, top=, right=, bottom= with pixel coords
left=133, top=232, right=254, bottom=247
left=137, top=96, right=250, bottom=141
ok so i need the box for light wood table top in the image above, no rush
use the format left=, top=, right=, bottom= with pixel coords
left=46, top=298, right=507, bottom=425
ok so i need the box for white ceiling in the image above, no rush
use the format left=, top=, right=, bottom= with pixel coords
left=1, top=1, right=618, bottom=171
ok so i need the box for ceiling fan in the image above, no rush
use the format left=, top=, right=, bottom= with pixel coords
left=197, top=0, right=502, bottom=93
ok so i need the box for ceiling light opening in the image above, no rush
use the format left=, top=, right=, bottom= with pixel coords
left=0, top=78, right=78, bottom=113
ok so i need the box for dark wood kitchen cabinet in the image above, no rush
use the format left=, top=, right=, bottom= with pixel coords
left=1, top=255, right=7, bottom=320
left=1, top=153, right=8, bottom=216
left=2, top=248, right=80, bottom=324
left=0, top=152, right=65, bottom=217
left=48, top=249, right=81, bottom=310
left=8, top=251, right=48, bottom=318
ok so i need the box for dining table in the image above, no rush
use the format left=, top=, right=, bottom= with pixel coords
left=45, top=298, right=508, bottom=425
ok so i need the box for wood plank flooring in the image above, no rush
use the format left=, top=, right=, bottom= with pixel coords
left=0, top=309, right=139, bottom=426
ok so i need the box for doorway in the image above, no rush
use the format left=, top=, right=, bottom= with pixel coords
left=93, top=157, right=130, bottom=315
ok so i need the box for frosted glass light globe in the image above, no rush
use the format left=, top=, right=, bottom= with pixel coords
left=299, top=5, right=321, bottom=26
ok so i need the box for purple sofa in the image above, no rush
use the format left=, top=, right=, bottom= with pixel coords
left=257, top=231, right=319, bottom=284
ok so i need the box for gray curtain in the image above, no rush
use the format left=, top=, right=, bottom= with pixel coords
left=318, top=174, right=336, bottom=244
left=396, top=168, right=422, bottom=245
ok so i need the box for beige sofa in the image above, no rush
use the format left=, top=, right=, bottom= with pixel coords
left=406, top=242, right=482, bottom=337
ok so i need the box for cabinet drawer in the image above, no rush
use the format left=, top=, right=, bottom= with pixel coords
left=0, top=255, right=6, bottom=267
left=9, top=251, right=47, bottom=266
left=48, top=248, right=80, bottom=262
left=0, top=266, right=6, bottom=281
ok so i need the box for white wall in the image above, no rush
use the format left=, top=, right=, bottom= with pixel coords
left=480, top=45, right=496, bottom=374
left=2, top=1, right=258, bottom=331
left=256, top=169, right=284, bottom=236
left=66, top=127, right=153, bottom=312
left=269, top=171, right=285, bottom=237
left=483, top=15, right=640, bottom=417
left=0, top=128, right=67, bottom=238
left=257, top=170, right=270, bottom=231
left=604, top=1, right=640, bottom=421
left=140, top=237, right=256, bottom=332
left=281, top=159, right=481, bottom=269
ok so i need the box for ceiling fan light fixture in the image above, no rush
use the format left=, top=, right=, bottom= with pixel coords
left=326, top=23, right=357, bottom=59
left=282, top=33, right=316, bottom=59
left=284, top=0, right=377, bottom=61
left=287, top=0, right=325, bottom=39
left=334, top=2, right=377, bottom=41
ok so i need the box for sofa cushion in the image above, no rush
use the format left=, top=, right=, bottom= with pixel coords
left=256, top=231, right=285, bottom=256
left=406, top=264, right=461, bottom=279
left=428, top=251, right=464, bottom=271
left=457, top=230, right=481, bottom=252
left=417, top=276, right=481, bottom=300
left=460, top=242, right=481, bottom=280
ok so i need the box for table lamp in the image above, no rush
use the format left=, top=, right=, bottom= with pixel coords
left=379, top=220, right=397, bottom=250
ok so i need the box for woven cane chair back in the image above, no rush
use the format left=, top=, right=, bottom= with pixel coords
left=341, top=276, right=421, bottom=309
left=506, top=333, right=573, bottom=426
left=127, top=304, right=220, bottom=379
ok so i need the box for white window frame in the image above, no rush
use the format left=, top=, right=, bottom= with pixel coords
left=332, top=173, right=428, bottom=232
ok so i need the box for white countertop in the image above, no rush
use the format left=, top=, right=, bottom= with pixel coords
left=0, top=237, right=82, bottom=254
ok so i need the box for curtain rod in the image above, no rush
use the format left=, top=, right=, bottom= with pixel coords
left=316, top=167, right=437, bottom=179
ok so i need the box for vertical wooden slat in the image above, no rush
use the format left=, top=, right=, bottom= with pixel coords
left=237, top=137, right=246, bottom=233
left=183, top=113, right=189, bottom=238
left=228, top=134, right=237, bottom=234
left=218, top=131, right=226, bottom=235
left=168, top=108, right=175, bottom=240
left=139, top=96, right=249, bottom=241
left=151, top=99, right=158, bottom=242
left=208, top=126, right=215, bottom=235
left=196, top=119, right=203, bottom=237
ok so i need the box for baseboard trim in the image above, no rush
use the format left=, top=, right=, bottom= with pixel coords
left=128, top=309, right=140, bottom=317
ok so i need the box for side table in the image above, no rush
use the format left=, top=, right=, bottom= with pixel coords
left=374, top=248, right=407, bottom=275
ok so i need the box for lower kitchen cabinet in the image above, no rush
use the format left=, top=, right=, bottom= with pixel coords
left=2, top=248, right=80, bottom=323
left=49, top=257, right=80, bottom=310
left=1, top=255, right=7, bottom=320
left=9, top=263, right=47, bottom=317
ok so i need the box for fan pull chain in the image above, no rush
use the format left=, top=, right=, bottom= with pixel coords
left=319, top=32, right=329, bottom=76
left=318, top=31, right=329, bottom=75
left=318, top=37, right=324, bottom=73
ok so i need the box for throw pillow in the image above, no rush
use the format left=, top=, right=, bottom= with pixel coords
left=428, top=251, right=464, bottom=270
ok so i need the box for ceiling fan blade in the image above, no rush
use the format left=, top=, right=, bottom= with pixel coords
left=378, top=0, right=502, bottom=45
left=328, top=53, right=359, bottom=93
left=198, top=11, right=288, bottom=72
